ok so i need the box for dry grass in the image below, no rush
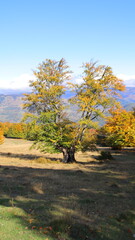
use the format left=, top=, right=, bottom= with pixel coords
left=0, top=138, right=135, bottom=239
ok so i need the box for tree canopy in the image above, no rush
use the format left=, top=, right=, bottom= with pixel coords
left=23, top=58, right=125, bottom=162
left=23, top=58, right=71, bottom=117
left=102, top=109, right=135, bottom=149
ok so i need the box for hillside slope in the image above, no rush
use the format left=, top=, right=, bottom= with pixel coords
left=0, top=87, right=134, bottom=123
left=0, top=94, right=24, bottom=122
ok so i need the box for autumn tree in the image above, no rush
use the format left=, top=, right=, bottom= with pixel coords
left=0, top=122, right=6, bottom=144
left=0, top=121, right=40, bottom=140
left=0, top=130, right=4, bottom=144
left=23, top=58, right=70, bottom=116
left=102, top=109, right=135, bottom=149
left=23, top=59, right=125, bottom=163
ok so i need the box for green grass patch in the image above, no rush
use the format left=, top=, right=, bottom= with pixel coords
left=0, top=205, right=53, bottom=240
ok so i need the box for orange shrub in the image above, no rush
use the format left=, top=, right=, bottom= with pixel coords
left=103, top=109, right=135, bottom=148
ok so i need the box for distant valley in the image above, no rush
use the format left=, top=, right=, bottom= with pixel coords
left=0, top=94, right=24, bottom=122
left=0, top=87, right=134, bottom=123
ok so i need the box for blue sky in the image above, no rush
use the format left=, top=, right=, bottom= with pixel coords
left=0, top=0, right=135, bottom=89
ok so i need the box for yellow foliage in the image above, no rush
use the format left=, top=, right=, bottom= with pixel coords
left=103, top=109, right=135, bottom=147
left=0, top=129, right=4, bottom=144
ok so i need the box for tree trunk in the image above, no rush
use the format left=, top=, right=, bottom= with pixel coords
left=62, top=147, right=76, bottom=163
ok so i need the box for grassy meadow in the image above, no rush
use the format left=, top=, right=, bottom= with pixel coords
left=0, top=138, right=135, bottom=240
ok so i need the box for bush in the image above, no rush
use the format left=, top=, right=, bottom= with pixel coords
left=97, top=151, right=113, bottom=161
left=0, top=121, right=39, bottom=140
left=6, top=123, right=27, bottom=139
left=102, top=109, right=135, bottom=149
left=0, top=129, right=4, bottom=144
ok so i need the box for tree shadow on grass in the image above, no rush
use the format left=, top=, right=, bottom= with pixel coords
left=0, top=150, right=135, bottom=239
left=0, top=151, right=62, bottom=162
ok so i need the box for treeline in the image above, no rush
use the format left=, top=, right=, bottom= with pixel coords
left=0, top=121, right=98, bottom=149
left=0, top=108, right=135, bottom=150
left=0, top=122, right=39, bottom=141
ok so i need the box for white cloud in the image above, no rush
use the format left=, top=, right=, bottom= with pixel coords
left=117, top=74, right=135, bottom=87
left=1, top=73, right=135, bottom=90
left=73, top=74, right=135, bottom=87
left=71, top=74, right=135, bottom=87
left=0, top=73, right=35, bottom=90
left=0, top=74, right=83, bottom=90
left=72, top=75, right=83, bottom=84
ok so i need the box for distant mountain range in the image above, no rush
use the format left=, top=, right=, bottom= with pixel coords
left=0, top=87, right=134, bottom=123
left=0, top=94, right=24, bottom=122
left=119, top=87, right=135, bottom=110
left=0, top=88, right=30, bottom=95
